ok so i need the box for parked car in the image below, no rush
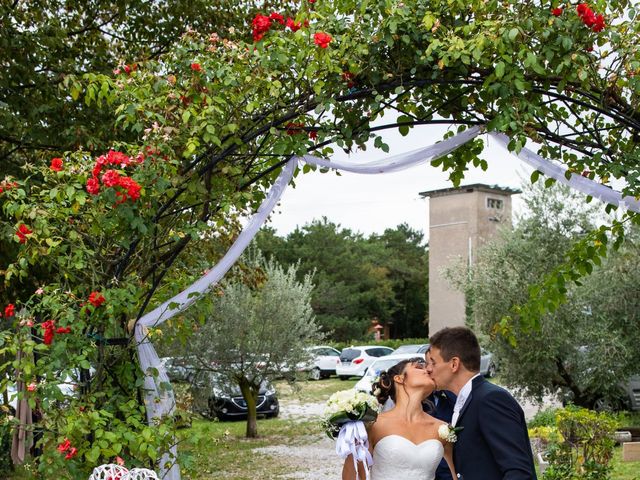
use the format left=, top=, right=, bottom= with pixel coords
left=194, top=373, right=279, bottom=421
left=161, top=356, right=199, bottom=383
left=480, top=348, right=497, bottom=378
left=354, top=353, right=425, bottom=393
left=620, top=375, right=640, bottom=411
left=336, top=346, right=395, bottom=379
left=393, top=344, right=430, bottom=355
left=298, top=346, right=341, bottom=380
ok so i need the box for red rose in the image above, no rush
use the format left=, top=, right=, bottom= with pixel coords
left=190, top=63, right=202, bottom=72
left=252, top=14, right=272, bottom=42
left=577, top=4, right=596, bottom=26
left=65, top=447, right=78, bottom=460
left=4, top=304, right=15, bottom=317
left=309, top=0, right=316, bottom=3
left=124, top=65, right=132, bottom=74
left=576, top=3, right=590, bottom=17
left=56, top=326, right=71, bottom=334
left=101, top=169, right=121, bottom=187
left=269, top=12, right=285, bottom=25
left=86, top=177, right=100, bottom=195
left=106, top=150, right=131, bottom=167
left=88, top=291, right=106, bottom=307
left=592, top=14, right=605, bottom=32
left=118, top=176, right=142, bottom=201
left=41, top=319, right=56, bottom=345
left=57, top=439, right=71, bottom=453
left=308, top=130, right=318, bottom=140
left=27, top=383, right=37, bottom=392
left=314, top=32, right=332, bottom=49
left=551, top=7, right=563, bottom=16
left=286, top=17, right=301, bottom=32
left=50, top=158, right=63, bottom=171
left=16, top=224, right=33, bottom=243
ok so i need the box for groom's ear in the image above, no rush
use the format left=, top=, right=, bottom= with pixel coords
left=450, top=357, right=461, bottom=373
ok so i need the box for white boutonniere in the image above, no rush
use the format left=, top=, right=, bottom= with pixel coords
left=438, top=423, right=463, bottom=443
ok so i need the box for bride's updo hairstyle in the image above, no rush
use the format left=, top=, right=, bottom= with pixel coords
left=372, top=357, right=426, bottom=405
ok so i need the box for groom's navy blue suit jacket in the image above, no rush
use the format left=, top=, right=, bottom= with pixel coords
left=454, top=376, right=537, bottom=480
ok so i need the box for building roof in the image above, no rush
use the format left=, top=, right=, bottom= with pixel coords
left=419, top=183, right=522, bottom=198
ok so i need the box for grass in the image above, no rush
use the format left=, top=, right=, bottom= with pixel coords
left=178, top=416, right=323, bottom=480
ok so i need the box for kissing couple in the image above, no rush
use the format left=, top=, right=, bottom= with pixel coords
left=342, top=326, right=537, bottom=480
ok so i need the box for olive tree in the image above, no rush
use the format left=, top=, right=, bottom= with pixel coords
left=460, top=182, right=640, bottom=408
left=186, top=251, right=322, bottom=438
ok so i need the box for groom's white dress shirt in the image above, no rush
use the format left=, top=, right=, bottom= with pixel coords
left=451, top=373, right=481, bottom=426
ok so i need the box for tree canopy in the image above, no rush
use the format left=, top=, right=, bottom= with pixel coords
left=461, top=183, right=640, bottom=408
left=184, top=251, right=321, bottom=438
left=256, top=220, right=429, bottom=341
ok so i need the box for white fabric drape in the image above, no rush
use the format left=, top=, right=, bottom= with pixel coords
left=135, top=125, right=639, bottom=479
left=489, top=132, right=640, bottom=212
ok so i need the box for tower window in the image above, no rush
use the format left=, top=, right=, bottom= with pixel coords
left=486, top=197, right=504, bottom=209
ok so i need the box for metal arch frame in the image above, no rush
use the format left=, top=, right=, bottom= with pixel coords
left=117, top=75, right=639, bottom=327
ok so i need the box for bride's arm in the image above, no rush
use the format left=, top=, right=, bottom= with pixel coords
left=443, top=442, right=458, bottom=480
left=341, top=454, right=369, bottom=480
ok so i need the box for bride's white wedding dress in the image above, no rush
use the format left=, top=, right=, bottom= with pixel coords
left=370, top=435, right=444, bottom=480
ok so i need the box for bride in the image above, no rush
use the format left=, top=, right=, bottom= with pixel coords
left=342, top=358, right=457, bottom=480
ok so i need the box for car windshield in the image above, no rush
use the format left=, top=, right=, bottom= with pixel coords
left=340, top=349, right=361, bottom=361
left=365, top=358, right=409, bottom=377
left=394, top=345, right=421, bottom=354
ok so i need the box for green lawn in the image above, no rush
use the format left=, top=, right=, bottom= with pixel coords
left=178, top=416, right=322, bottom=480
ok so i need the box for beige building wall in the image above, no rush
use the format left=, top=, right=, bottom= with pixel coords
left=423, top=185, right=517, bottom=335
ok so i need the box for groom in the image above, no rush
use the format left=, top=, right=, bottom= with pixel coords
left=426, top=327, right=537, bottom=480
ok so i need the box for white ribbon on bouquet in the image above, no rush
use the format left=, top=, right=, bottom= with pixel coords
left=335, top=421, right=374, bottom=480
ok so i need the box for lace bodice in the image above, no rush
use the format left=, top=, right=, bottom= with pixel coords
left=370, top=435, right=444, bottom=480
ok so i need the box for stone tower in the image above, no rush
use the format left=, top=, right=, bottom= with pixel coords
left=419, top=184, right=520, bottom=335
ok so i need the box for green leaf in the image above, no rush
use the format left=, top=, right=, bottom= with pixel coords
left=495, top=62, right=505, bottom=79
left=508, top=28, right=519, bottom=41
left=530, top=170, right=541, bottom=184
left=86, top=446, right=100, bottom=463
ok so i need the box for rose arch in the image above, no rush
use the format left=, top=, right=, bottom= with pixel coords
left=2, top=1, right=640, bottom=479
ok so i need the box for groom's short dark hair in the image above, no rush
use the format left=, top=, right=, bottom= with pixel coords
left=429, top=327, right=481, bottom=372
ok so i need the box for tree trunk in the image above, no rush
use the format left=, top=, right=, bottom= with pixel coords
left=239, top=378, right=259, bottom=438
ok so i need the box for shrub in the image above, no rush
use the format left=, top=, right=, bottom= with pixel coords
left=0, top=408, right=13, bottom=476
left=543, top=406, right=617, bottom=480
left=528, top=407, right=561, bottom=428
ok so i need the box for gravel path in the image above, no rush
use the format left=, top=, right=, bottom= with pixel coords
left=253, top=389, right=560, bottom=479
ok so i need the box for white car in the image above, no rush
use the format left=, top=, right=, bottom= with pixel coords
left=480, top=348, right=497, bottom=378
left=354, top=353, right=425, bottom=393
left=336, top=346, right=395, bottom=380
left=302, top=346, right=341, bottom=380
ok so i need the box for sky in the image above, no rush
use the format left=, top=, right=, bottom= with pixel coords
left=266, top=123, right=535, bottom=240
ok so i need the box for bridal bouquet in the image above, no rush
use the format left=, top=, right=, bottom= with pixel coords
left=322, top=389, right=381, bottom=480
left=322, top=389, right=380, bottom=438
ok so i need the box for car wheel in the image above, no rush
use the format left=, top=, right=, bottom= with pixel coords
left=339, top=375, right=350, bottom=381
left=309, top=367, right=321, bottom=381
left=592, top=397, right=615, bottom=412
left=267, top=409, right=280, bottom=418
left=486, top=363, right=497, bottom=378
